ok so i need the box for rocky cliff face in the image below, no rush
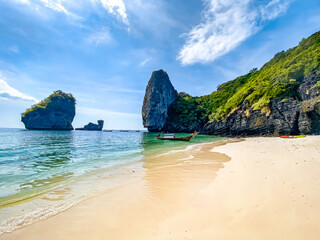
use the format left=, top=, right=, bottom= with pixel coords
left=297, top=71, right=320, bottom=134
left=142, top=70, right=178, bottom=132
left=21, top=91, right=76, bottom=130
left=201, top=98, right=302, bottom=136
left=199, top=71, right=320, bottom=136
left=142, top=70, right=320, bottom=136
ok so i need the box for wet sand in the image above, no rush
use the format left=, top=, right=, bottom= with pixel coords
left=1, top=136, right=320, bottom=240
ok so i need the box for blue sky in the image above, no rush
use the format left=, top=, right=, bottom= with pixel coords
left=0, top=0, right=320, bottom=129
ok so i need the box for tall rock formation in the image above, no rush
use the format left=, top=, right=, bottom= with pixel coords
left=21, top=90, right=76, bottom=130
left=142, top=70, right=178, bottom=132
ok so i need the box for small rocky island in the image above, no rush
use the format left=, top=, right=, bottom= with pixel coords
left=21, top=90, right=76, bottom=130
left=76, top=120, right=104, bottom=131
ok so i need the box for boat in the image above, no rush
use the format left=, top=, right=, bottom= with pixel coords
left=156, top=132, right=195, bottom=141
left=136, top=130, right=141, bottom=132
left=120, top=130, right=129, bottom=132
left=280, top=136, right=294, bottom=138
left=294, top=135, right=306, bottom=138
left=103, top=130, right=112, bottom=132
left=280, top=135, right=306, bottom=138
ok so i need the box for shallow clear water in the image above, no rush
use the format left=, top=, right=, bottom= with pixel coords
left=0, top=128, right=222, bottom=234
left=0, top=129, right=221, bottom=207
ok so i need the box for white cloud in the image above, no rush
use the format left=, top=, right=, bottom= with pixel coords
left=0, top=79, right=38, bottom=102
left=87, top=29, right=113, bottom=46
left=37, top=0, right=71, bottom=15
left=139, top=57, right=151, bottom=67
left=261, top=0, right=290, bottom=21
left=177, top=0, right=290, bottom=65
left=14, top=0, right=73, bottom=15
left=93, top=0, right=129, bottom=25
left=12, top=0, right=129, bottom=25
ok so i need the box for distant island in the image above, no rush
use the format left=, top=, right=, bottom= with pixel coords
left=76, top=120, right=104, bottom=131
left=142, top=31, right=320, bottom=136
left=21, top=90, right=76, bottom=130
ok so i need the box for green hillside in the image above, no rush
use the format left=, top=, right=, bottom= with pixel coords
left=171, top=31, right=320, bottom=126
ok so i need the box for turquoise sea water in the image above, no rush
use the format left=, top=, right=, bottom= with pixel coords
left=0, top=128, right=221, bottom=233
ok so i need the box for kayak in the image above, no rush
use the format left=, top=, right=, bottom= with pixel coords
left=280, top=135, right=306, bottom=138
left=280, top=136, right=294, bottom=138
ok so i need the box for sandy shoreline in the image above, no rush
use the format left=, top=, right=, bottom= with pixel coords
left=1, top=136, right=320, bottom=239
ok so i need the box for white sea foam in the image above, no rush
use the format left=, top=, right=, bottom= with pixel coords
left=155, top=141, right=221, bottom=157
left=0, top=196, right=87, bottom=235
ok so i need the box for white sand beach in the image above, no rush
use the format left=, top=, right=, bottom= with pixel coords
left=1, top=136, right=320, bottom=240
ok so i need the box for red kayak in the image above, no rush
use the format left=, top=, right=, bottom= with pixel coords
left=280, top=135, right=306, bottom=138
left=280, top=136, right=295, bottom=138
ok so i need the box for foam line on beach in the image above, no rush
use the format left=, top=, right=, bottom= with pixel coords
left=154, top=139, right=228, bottom=158
left=0, top=196, right=87, bottom=235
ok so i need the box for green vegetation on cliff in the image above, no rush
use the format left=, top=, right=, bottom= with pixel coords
left=173, top=30, right=320, bottom=124
left=166, top=93, right=207, bottom=129
left=21, top=90, right=75, bottom=117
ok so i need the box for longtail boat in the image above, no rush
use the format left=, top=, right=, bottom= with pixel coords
left=156, top=132, right=195, bottom=141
